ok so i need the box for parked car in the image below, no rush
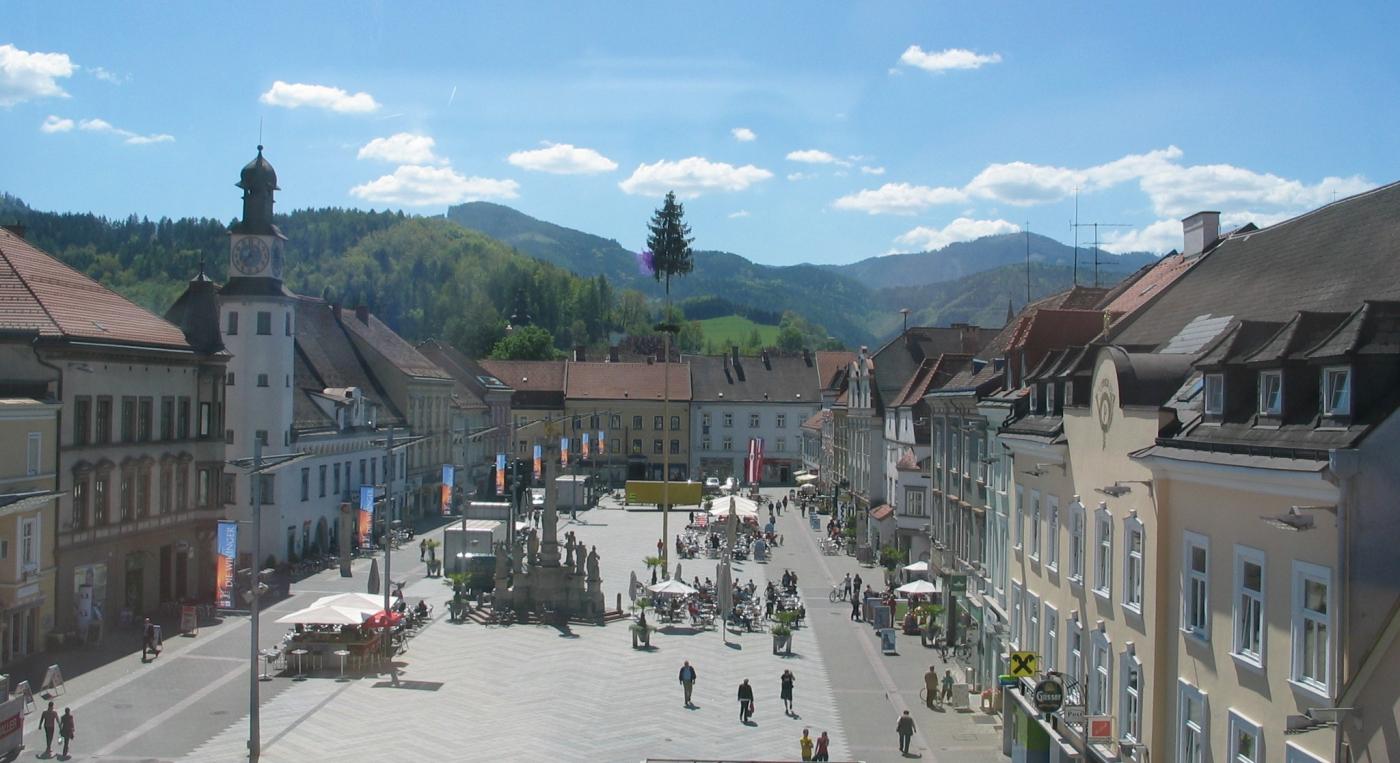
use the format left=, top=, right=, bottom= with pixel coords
left=704, top=476, right=721, bottom=493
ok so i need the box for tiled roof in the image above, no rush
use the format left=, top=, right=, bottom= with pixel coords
left=338, top=309, right=450, bottom=380
left=893, top=353, right=973, bottom=407
left=0, top=227, right=192, bottom=349
left=1112, top=181, right=1400, bottom=349
left=688, top=353, right=820, bottom=403
left=415, top=340, right=497, bottom=410
left=799, top=410, right=830, bottom=431
left=871, top=325, right=997, bottom=399
left=292, top=297, right=404, bottom=430
left=1101, top=253, right=1195, bottom=319
left=1305, top=301, right=1400, bottom=358
left=869, top=504, right=894, bottom=520
left=478, top=360, right=567, bottom=392
left=816, top=351, right=856, bottom=392
left=564, top=361, right=691, bottom=401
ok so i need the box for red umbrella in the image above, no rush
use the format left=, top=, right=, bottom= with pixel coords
left=364, top=610, right=404, bottom=628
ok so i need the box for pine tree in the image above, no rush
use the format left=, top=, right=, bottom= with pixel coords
left=646, top=191, right=694, bottom=304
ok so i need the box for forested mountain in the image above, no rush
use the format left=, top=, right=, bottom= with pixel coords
left=827, top=232, right=1158, bottom=290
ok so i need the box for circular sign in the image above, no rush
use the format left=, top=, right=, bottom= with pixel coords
left=1032, top=678, right=1065, bottom=713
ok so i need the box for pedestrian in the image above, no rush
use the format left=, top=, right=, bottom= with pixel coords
left=799, top=728, right=814, bottom=761
left=814, top=730, right=831, bottom=761
left=942, top=669, right=956, bottom=704
left=737, top=678, right=755, bottom=723
left=842, top=572, right=853, bottom=599
left=896, top=709, right=915, bottom=754
left=419, top=538, right=427, bottom=561
left=801, top=503, right=806, bottom=518
left=780, top=669, right=795, bottom=714
left=39, top=701, right=58, bottom=756
left=59, top=707, right=75, bottom=759
left=924, top=665, right=939, bottom=708
left=142, top=617, right=159, bottom=660
left=850, top=597, right=861, bottom=622
left=678, top=660, right=697, bottom=707
left=853, top=573, right=862, bottom=596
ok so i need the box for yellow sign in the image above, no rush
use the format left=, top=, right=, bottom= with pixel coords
left=1009, top=651, right=1039, bottom=678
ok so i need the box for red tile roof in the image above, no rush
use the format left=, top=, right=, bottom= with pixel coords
left=816, top=351, right=856, bottom=391
left=869, top=504, right=894, bottom=520
left=1101, top=253, right=1194, bottom=319
left=0, top=227, right=192, bottom=349
left=478, top=360, right=567, bottom=392
left=799, top=410, right=830, bottom=431
left=564, top=361, right=691, bottom=401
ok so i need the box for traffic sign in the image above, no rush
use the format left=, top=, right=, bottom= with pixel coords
left=1031, top=678, right=1064, bottom=713
left=998, top=674, right=1018, bottom=688
left=1087, top=716, right=1114, bottom=743
left=1009, top=650, right=1039, bottom=677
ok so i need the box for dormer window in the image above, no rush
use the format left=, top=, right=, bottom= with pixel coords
left=1322, top=366, right=1351, bottom=417
left=1064, top=381, right=1074, bottom=407
left=1257, top=371, right=1283, bottom=417
left=1028, top=384, right=1039, bottom=414
left=1204, top=374, right=1224, bottom=416
left=1046, top=382, right=1058, bottom=415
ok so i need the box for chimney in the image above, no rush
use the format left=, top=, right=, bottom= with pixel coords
left=354, top=305, right=370, bottom=324
left=731, top=346, right=740, bottom=366
left=573, top=345, right=586, bottom=362
left=1182, top=211, right=1220, bottom=259
left=802, top=348, right=812, bottom=367
left=2, top=223, right=25, bottom=240
left=761, top=350, right=771, bottom=369
left=608, top=345, right=619, bottom=363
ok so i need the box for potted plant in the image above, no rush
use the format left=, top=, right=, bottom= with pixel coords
left=772, top=610, right=799, bottom=654
left=879, top=545, right=907, bottom=571
left=915, top=604, right=945, bottom=646
left=443, top=572, right=469, bottom=620
left=631, top=602, right=656, bottom=648
left=424, top=539, right=442, bottom=576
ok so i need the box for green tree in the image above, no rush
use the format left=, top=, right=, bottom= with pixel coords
left=776, top=322, right=805, bottom=353
left=488, top=325, right=557, bottom=360
left=742, top=327, right=764, bottom=354
left=646, top=191, right=694, bottom=301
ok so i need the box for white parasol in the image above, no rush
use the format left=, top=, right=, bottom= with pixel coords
left=902, top=561, right=930, bottom=573
left=312, top=592, right=385, bottom=612
left=648, top=578, right=699, bottom=596
left=896, top=579, right=941, bottom=595
left=276, top=604, right=373, bottom=626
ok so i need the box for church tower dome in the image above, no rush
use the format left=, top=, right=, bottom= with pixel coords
left=233, top=145, right=282, bottom=237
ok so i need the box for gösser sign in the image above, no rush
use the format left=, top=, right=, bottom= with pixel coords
left=1032, top=678, right=1064, bottom=713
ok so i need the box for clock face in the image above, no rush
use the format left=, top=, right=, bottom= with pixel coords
left=232, top=237, right=270, bottom=275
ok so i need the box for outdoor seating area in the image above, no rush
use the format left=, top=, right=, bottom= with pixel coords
left=264, top=592, right=435, bottom=678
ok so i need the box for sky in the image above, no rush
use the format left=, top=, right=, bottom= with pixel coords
left=3, top=2, right=1398, bottom=265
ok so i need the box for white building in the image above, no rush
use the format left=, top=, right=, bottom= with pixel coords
left=687, top=349, right=820, bottom=484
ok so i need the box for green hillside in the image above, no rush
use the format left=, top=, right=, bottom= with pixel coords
left=698, top=315, right=780, bottom=349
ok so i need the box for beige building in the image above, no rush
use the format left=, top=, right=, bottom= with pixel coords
left=563, top=361, right=691, bottom=483
left=0, top=398, right=60, bottom=667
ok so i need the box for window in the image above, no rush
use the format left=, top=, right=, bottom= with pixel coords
left=136, top=466, right=151, bottom=516
left=1292, top=561, right=1332, bottom=694
left=1069, top=500, right=1086, bottom=583
left=749, top=413, right=760, bottom=428
left=1043, top=603, right=1058, bottom=672
left=905, top=489, right=925, bottom=517
left=257, top=373, right=269, bottom=387
left=1109, top=651, right=1138, bottom=751
left=722, top=436, right=733, bottom=451
left=610, top=415, right=621, bottom=430
left=1094, top=505, right=1113, bottom=597
left=1233, top=546, right=1266, bottom=667
left=1321, top=366, right=1351, bottom=416
left=1228, top=711, right=1262, bottom=763
left=333, top=463, right=341, bottom=494
left=1258, top=371, right=1282, bottom=416
left=120, top=397, right=136, bottom=442
left=227, top=311, right=238, bottom=335
left=72, top=479, right=88, bottom=529
left=1177, top=681, right=1207, bottom=763
left=26, top=432, right=41, bottom=476
left=73, top=396, right=91, bottom=445
left=702, top=413, right=711, bottom=428
left=723, top=413, right=733, bottom=428
left=701, top=438, right=710, bottom=451
left=174, top=465, right=187, bottom=511
left=1283, top=743, right=1329, bottom=763
left=93, top=472, right=109, bottom=524
left=1090, top=630, right=1112, bottom=715
left=138, top=397, right=153, bottom=441
left=670, top=439, right=680, bottom=454
left=318, top=465, right=327, bottom=497
left=227, top=372, right=235, bottom=386
left=159, top=465, right=172, bottom=513
left=198, top=402, right=212, bottom=437
left=300, top=468, right=310, bottom=502
left=1065, top=616, right=1084, bottom=705
left=255, top=430, right=268, bottom=447
left=1184, top=532, right=1210, bottom=639
left=1028, top=384, right=1038, bottom=413
left=632, top=416, right=642, bottom=430
left=775, top=437, right=786, bottom=452
left=256, top=311, right=272, bottom=335
left=1014, top=485, right=1025, bottom=550
left=776, top=414, right=786, bottom=428
left=1026, top=593, right=1041, bottom=657
left=1010, top=581, right=1023, bottom=647
left=1046, top=382, right=1058, bottom=415
left=670, top=415, right=680, bottom=431
left=197, top=468, right=211, bottom=508
left=359, top=459, right=366, bottom=486
left=177, top=398, right=190, bottom=439
left=1045, top=496, right=1060, bottom=572
left=1204, top=374, right=1224, bottom=416
left=1029, top=490, right=1041, bottom=561
left=653, top=416, right=663, bottom=431
left=160, top=396, right=175, bottom=440
left=95, top=397, right=112, bottom=444
left=631, top=438, right=641, bottom=454
left=221, top=473, right=236, bottom=505
left=285, top=312, right=292, bottom=336
left=1124, top=517, right=1144, bottom=612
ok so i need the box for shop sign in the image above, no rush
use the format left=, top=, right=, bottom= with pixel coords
left=1086, top=716, right=1114, bottom=743
left=1031, top=679, right=1064, bottom=713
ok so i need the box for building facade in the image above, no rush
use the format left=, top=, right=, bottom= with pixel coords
left=563, top=361, right=692, bottom=483
left=0, top=398, right=60, bottom=667
left=688, top=349, right=820, bottom=485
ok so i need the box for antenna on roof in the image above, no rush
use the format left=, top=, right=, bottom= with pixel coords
left=1024, top=221, right=1031, bottom=304
left=1072, top=187, right=1079, bottom=288
left=1071, top=220, right=1131, bottom=287
left=259, top=117, right=263, bottom=146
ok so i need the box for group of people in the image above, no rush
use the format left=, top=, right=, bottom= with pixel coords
left=676, top=662, right=831, bottom=760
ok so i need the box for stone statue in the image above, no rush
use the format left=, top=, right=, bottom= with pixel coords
left=493, top=540, right=509, bottom=579
left=513, top=534, right=527, bottom=574
left=564, top=536, right=576, bottom=570
left=575, top=544, right=586, bottom=577
left=528, top=528, right=540, bottom=565
left=587, top=546, right=600, bottom=580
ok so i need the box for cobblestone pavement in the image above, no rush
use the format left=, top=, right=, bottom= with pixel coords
left=20, top=491, right=1006, bottom=762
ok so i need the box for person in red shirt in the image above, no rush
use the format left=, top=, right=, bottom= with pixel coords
left=814, top=730, right=831, bottom=761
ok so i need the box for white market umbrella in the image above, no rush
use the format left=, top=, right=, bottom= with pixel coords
left=902, top=561, right=930, bottom=573
left=708, top=496, right=759, bottom=517
left=896, top=579, right=941, bottom=595
left=648, top=579, right=699, bottom=596
left=276, top=604, right=373, bottom=626
left=796, top=474, right=818, bottom=484
left=312, top=592, right=384, bottom=612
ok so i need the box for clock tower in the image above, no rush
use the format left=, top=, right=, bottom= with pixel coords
left=228, top=145, right=287, bottom=283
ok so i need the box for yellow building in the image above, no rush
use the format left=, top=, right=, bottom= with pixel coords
left=0, top=398, right=60, bottom=668
left=563, top=361, right=691, bottom=484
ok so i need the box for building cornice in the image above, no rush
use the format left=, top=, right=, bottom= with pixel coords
left=999, top=436, right=1067, bottom=463
left=1134, top=450, right=1337, bottom=502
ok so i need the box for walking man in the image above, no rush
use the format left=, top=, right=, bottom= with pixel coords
left=924, top=665, right=939, bottom=708
left=799, top=728, right=814, bottom=761
left=59, top=707, right=75, bottom=759
left=679, top=660, right=697, bottom=707
left=419, top=538, right=427, bottom=561
left=737, top=678, right=755, bottom=723
left=896, top=709, right=916, bottom=755
left=780, top=669, right=795, bottom=714
left=850, top=597, right=862, bottom=622
left=942, top=669, right=956, bottom=705
left=142, top=617, right=159, bottom=661
left=39, top=701, right=58, bottom=756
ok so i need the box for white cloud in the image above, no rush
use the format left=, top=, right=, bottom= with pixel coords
left=507, top=142, right=618, bottom=174
left=787, top=149, right=847, bottom=166
left=728, top=210, right=750, bottom=219
left=832, top=182, right=967, bottom=215
left=1098, top=219, right=1181, bottom=254
left=731, top=127, right=756, bottom=142
left=88, top=66, right=124, bottom=84
left=892, top=218, right=1020, bottom=252
left=358, top=133, right=443, bottom=165
left=618, top=157, right=773, bottom=198
left=787, top=172, right=816, bottom=182
left=860, top=165, right=886, bottom=176
left=259, top=80, right=379, bottom=114
left=0, top=44, right=75, bottom=106
left=350, top=165, right=519, bottom=206
left=1137, top=163, right=1371, bottom=219
left=899, top=45, right=1002, bottom=73
left=40, top=115, right=73, bottom=133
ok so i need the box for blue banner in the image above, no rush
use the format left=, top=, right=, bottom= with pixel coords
left=215, top=520, right=238, bottom=608
left=440, top=464, right=454, bottom=516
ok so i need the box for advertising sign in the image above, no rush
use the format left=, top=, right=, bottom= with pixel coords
left=597, top=430, right=606, bottom=456
left=215, top=520, right=238, bottom=609
left=532, top=444, right=542, bottom=481
left=1009, top=651, right=1039, bottom=678
left=440, top=464, right=454, bottom=516
left=1086, top=716, right=1114, bottom=743
left=358, top=485, right=375, bottom=548
left=581, top=432, right=590, bottom=460
left=1032, top=678, right=1065, bottom=713
left=0, top=696, right=23, bottom=759
left=560, top=437, right=570, bottom=468
left=495, top=453, right=507, bottom=495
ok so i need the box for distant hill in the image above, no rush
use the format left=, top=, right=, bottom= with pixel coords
left=827, top=232, right=1158, bottom=290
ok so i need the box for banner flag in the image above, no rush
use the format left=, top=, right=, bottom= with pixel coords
left=533, top=444, right=542, bottom=480
left=358, top=485, right=375, bottom=548
left=495, top=453, right=507, bottom=495
left=560, top=437, right=570, bottom=468
left=215, top=520, right=238, bottom=608
left=582, top=432, right=590, bottom=460
left=440, top=464, right=454, bottom=516
left=597, top=430, right=606, bottom=456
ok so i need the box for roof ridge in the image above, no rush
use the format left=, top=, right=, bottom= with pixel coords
left=0, top=236, right=63, bottom=334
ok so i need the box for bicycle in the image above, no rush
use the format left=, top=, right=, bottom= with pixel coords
left=953, top=641, right=973, bottom=661
left=828, top=584, right=849, bottom=603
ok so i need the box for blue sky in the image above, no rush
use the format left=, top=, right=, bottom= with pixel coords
left=3, top=2, right=1397, bottom=264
